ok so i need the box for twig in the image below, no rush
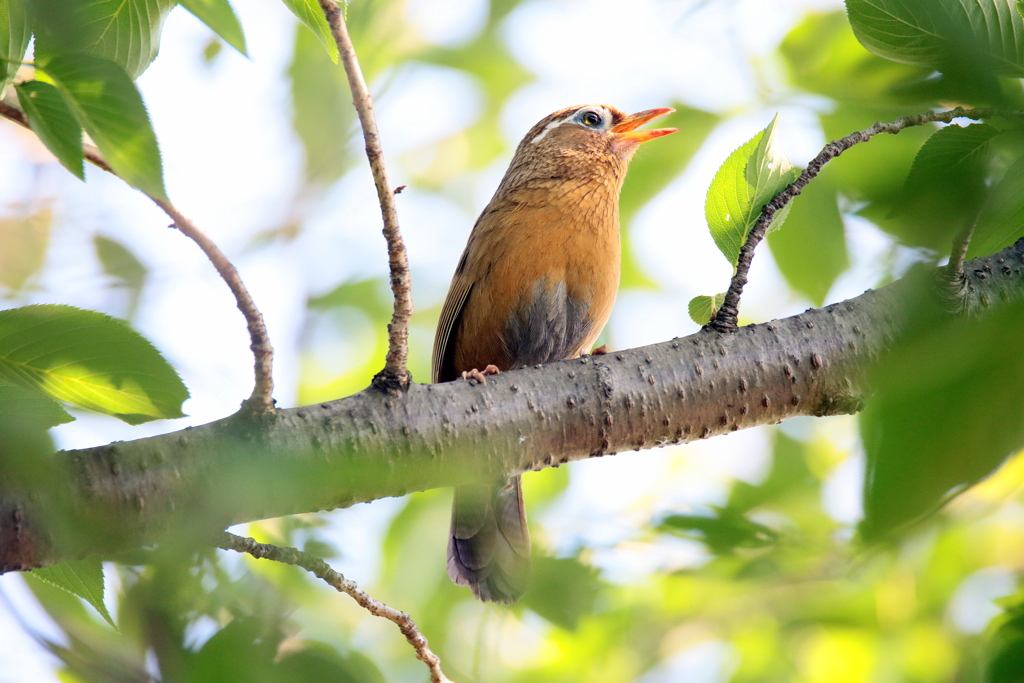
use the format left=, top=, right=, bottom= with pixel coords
left=0, top=99, right=276, bottom=415
left=216, top=532, right=453, bottom=683
left=708, top=106, right=1013, bottom=333
left=316, top=0, right=413, bottom=392
left=940, top=223, right=976, bottom=313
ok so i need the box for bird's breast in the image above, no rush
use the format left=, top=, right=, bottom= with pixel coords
left=453, top=183, right=621, bottom=372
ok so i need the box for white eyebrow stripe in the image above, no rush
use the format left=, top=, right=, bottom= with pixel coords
left=529, top=113, right=576, bottom=145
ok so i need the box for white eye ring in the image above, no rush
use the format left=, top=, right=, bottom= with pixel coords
left=579, top=109, right=603, bottom=127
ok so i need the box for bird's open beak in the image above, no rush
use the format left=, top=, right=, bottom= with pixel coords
left=611, top=107, right=678, bottom=144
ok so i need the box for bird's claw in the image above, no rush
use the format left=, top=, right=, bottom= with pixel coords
left=462, top=365, right=500, bottom=384
left=591, top=344, right=610, bottom=355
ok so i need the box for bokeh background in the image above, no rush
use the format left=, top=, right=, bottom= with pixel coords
left=2, top=0, right=1023, bottom=681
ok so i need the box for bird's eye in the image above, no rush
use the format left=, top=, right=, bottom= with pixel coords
left=581, top=110, right=603, bottom=127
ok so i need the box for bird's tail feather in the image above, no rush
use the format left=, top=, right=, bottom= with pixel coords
left=447, top=477, right=531, bottom=604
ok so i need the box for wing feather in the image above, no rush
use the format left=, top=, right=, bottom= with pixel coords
left=432, top=266, right=473, bottom=383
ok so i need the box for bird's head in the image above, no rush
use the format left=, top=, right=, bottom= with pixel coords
left=502, top=104, right=677, bottom=190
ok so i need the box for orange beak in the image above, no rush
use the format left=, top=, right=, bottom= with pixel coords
left=611, top=107, right=678, bottom=144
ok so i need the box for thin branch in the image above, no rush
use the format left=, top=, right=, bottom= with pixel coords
left=316, top=0, right=413, bottom=392
left=216, top=532, right=453, bottom=683
left=0, top=100, right=276, bottom=415
left=941, top=223, right=976, bottom=314
left=709, top=106, right=1014, bottom=333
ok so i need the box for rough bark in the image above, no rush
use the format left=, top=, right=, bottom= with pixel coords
left=1, top=239, right=1022, bottom=573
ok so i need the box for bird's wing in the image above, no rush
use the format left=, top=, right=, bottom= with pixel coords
left=431, top=260, right=473, bottom=384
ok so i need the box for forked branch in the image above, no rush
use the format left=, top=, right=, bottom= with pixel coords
left=316, top=0, right=414, bottom=392
left=0, top=99, right=276, bottom=415
left=217, top=533, right=453, bottom=683
left=709, top=106, right=1011, bottom=332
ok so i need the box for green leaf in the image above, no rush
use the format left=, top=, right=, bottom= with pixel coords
left=768, top=174, right=848, bottom=306
left=969, top=152, right=1024, bottom=258
left=0, top=378, right=74, bottom=429
left=0, top=304, right=189, bottom=424
left=781, top=10, right=934, bottom=108
left=15, top=80, right=85, bottom=179
left=280, top=0, right=338, bottom=64
left=288, top=20, right=354, bottom=184
left=29, top=558, right=116, bottom=630
left=860, top=295, right=1024, bottom=541
left=688, top=293, right=725, bottom=326
left=520, top=555, right=602, bottom=631
left=660, top=508, right=778, bottom=555
left=94, top=235, right=148, bottom=319
left=705, top=114, right=799, bottom=267
left=0, top=208, right=52, bottom=292
left=846, top=0, right=1024, bottom=78
left=179, top=0, right=248, bottom=56
left=819, top=104, right=934, bottom=225
left=41, top=53, right=166, bottom=200
left=886, top=123, right=998, bottom=251
left=986, top=604, right=1024, bottom=683
left=0, top=0, right=29, bottom=96
left=728, top=430, right=818, bottom=513
left=30, top=0, right=176, bottom=80
left=276, top=642, right=386, bottom=683
left=94, top=235, right=147, bottom=289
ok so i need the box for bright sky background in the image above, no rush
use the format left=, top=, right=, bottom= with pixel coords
left=4, top=0, right=974, bottom=680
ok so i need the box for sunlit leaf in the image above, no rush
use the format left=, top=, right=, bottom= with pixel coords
left=0, top=208, right=51, bottom=292
left=0, top=0, right=29, bottom=96
left=180, top=0, right=247, bottom=56
left=15, top=80, right=85, bottom=179
left=860, top=295, right=1024, bottom=540
left=0, top=304, right=188, bottom=424
left=768, top=174, right=848, bottom=305
left=29, top=559, right=116, bottom=630
left=705, top=114, right=799, bottom=267
left=280, top=0, right=338, bottom=64
left=41, top=53, right=166, bottom=200
left=969, top=152, right=1024, bottom=258
left=688, top=293, right=725, bottom=326
left=30, top=0, right=176, bottom=79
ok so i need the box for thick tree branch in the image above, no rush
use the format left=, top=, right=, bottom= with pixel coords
left=2, top=238, right=1022, bottom=572
left=0, top=100, right=276, bottom=415
left=709, top=106, right=1014, bottom=333
left=317, top=0, right=413, bottom=392
left=217, top=533, right=452, bottom=683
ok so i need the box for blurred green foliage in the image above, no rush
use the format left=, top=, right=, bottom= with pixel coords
left=2, top=1, right=1024, bottom=683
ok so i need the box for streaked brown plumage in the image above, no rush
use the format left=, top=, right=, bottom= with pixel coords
left=432, top=104, right=677, bottom=603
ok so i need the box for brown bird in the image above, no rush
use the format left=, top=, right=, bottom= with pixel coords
left=432, top=104, right=677, bottom=603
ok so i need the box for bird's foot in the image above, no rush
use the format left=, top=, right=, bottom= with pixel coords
left=462, top=365, right=500, bottom=384
left=591, top=344, right=610, bottom=355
